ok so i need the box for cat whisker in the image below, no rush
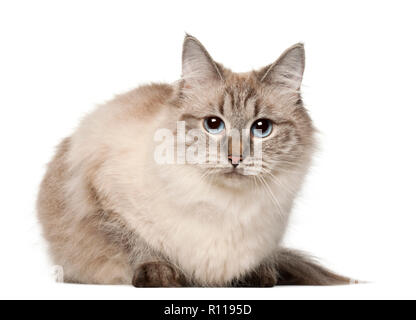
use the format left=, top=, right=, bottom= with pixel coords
left=261, top=169, right=297, bottom=196
left=257, top=175, right=284, bottom=218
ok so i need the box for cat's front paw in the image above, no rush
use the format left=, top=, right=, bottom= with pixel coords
left=234, top=264, right=278, bottom=287
left=132, top=262, right=185, bottom=287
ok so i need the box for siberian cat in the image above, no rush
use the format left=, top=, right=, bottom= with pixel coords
left=37, top=35, right=350, bottom=287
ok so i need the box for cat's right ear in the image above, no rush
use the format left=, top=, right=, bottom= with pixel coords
left=181, top=34, right=223, bottom=86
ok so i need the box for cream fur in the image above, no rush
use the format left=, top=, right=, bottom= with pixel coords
left=37, top=36, right=316, bottom=286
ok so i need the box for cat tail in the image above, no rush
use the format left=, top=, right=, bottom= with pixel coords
left=275, top=248, right=356, bottom=285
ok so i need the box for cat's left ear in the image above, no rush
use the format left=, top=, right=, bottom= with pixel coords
left=181, top=34, right=223, bottom=85
left=258, top=43, right=305, bottom=90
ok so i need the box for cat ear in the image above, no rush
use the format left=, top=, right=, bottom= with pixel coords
left=182, top=34, right=223, bottom=85
left=258, top=43, right=305, bottom=90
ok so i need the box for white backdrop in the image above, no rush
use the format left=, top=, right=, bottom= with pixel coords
left=1, top=0, right=415, bottom=299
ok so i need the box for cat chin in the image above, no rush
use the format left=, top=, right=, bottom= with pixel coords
left=223, top=170, right=248, bottom=179
left=209, top=169, right=255, bottom=189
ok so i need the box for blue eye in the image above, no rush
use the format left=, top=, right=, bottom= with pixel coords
left=204, top=117, right=225, bottom=134
left=251, top=119, right=272, bottom=138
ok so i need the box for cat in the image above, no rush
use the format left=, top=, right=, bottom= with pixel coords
left=37, top=34, right=351, bottom=287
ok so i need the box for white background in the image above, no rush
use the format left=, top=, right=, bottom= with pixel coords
left=1, top=0, right=415, bottom=300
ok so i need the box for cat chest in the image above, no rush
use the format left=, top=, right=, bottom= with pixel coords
left=139, top=199, right=285, bottom=285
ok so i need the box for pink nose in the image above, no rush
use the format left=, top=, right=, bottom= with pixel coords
left=228, top=155, right=243, bottom=165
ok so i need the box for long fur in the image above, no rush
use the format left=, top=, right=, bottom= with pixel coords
left=37, top=35, right=350, bottom=287
left=275, top=249, right=351, bottom=285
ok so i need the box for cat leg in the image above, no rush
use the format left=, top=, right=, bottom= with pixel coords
left=132, top=261, right=187, bottom=287
left=233, top=263, right=278, bottom=287
left=96, top=214, right=188, bottom=287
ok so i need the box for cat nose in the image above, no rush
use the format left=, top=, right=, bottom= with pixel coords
left=228, top=155, right=243, bottom=168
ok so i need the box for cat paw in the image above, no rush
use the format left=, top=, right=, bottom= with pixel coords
left=132, top=262, right=185, bottom=287
left=234, top=265, right=278, bottom=287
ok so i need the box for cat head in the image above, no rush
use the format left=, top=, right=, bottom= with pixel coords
left=166, top=35, right=315, bottom=188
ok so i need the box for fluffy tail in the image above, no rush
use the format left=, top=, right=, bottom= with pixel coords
left=275, top=248, right=353, bottom=285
